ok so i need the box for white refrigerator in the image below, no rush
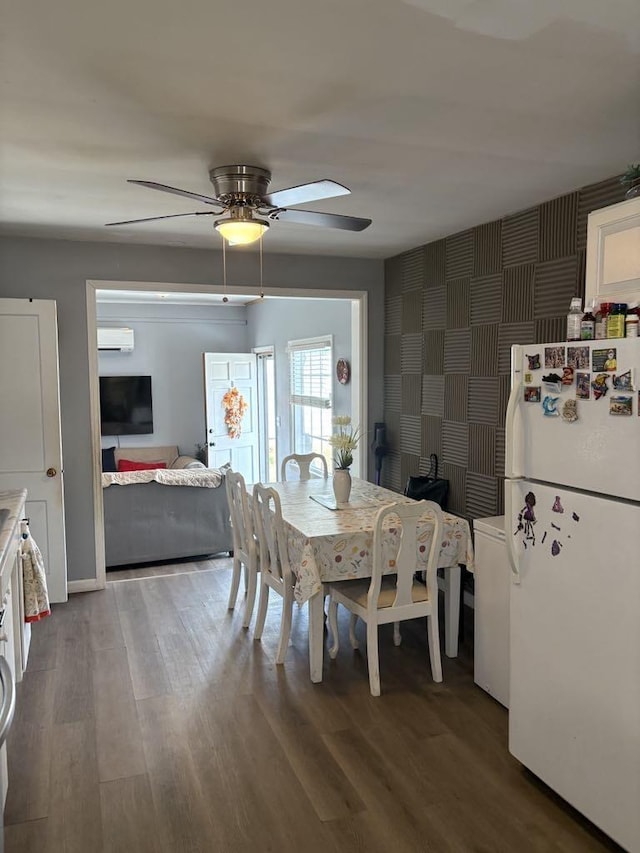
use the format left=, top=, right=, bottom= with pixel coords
left=505, top=338, right=640, bottom=852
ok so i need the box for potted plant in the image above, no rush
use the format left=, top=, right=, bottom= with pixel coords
left=328, top=415, right=360, bottom=504
left=620, top=163, right=640, bottom=199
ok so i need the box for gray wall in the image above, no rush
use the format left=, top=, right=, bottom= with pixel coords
left=97, top=302, right=248, bottom=455
left=0, top=236, right=383, bottom=582
left=246, top=297, right=352, bottom=472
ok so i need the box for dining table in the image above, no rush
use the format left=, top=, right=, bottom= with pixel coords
left=250, top=476, right=475, bottom=684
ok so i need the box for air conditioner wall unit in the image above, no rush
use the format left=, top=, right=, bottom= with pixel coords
left=97, top=327, right=135, bottom=352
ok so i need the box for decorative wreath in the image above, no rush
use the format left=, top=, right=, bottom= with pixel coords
left=221, top=386, right=248, bottom=439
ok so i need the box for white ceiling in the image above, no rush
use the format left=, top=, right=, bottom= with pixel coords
left=1, top=0, right=639, bottom=259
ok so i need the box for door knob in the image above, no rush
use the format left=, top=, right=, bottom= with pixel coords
left=46, top=467, right=57, bottom=478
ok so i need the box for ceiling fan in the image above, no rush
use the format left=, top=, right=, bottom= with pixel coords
left=106, top=165, right=372, bottom=245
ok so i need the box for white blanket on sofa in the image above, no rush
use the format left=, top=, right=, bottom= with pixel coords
left=102, top=468, right=224, bottom=489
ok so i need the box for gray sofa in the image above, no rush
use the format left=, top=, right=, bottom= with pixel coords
left=102, top=445, right=233, bottom=568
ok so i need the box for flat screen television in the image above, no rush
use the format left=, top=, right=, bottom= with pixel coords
left=99, top=375, right=153, bottom=436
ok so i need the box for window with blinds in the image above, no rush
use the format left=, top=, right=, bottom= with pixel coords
left=288, top=336, right=333, bottom=474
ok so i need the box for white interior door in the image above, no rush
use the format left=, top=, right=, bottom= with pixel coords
left=203, top=352, right=259, bottom=484
left=0, top=299, right=68, bottom=603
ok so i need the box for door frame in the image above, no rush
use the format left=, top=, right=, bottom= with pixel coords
left=86, top=279, right=368, bottom=591
left=253, top=345, right=277, bottom=482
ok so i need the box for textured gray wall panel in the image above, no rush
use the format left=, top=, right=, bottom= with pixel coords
left=423, top=329, right=445, bottom=374
left=470, top=274, right=503, bottom=325
left=382, top=451, right=402, bottom=493
left=422, top=374, right=444, bottom=417
left=384, top=375, right=401, bottom=413
left=444, top=374, right=468, bottom=422
left=577, top=177, right=626, bottom=251
left=468, top=377, right=500, bottom=425
left=401, top=248, right=425, bottom=292
left=534, top=255, right=579, bottom=318
left=471, top=324, right=499, bottom=377
left=495, top=426, right=505, bottom=478
left=442, top=463, right=466, bottom=515
left=424, top=240, right=446, bottom=288
left=400, top=415, right=422, bottom=455
left=466, top=472, right=499, bottom=518
left=384, top=256, right=402, bottom=297
left=444, top=329, right=471, bottom=374
left=442, top=420, right=469, bottom=466
left=402, top=289, right=423, bottom=334
left=502, top=206, right=539, bottom=267
left=385, top=291, right=402, bottom=334
left=401, top=453, right=421, bottom=484
left=469, top=423, right=495, bottom=477
left=402, top=375, right=422, bottom=415
left=503, top=264, right=534, bottom=323
left=473, top=220, right=502, bottom=276
left=446, top=278, right=471, bottom=329
left=535, top=317, right=566, bottom=344
left=421, top=415, right=443, bottom=459
left=423, top=284, right=446, bottom=330
left=498, top=322, right=536, bottom=374
left=384, top=334, right=401, bottom=375
left=539, top=192, right=578, bottom=261
left=401, top=333, right=423, bottom=374
left=446, top=229, right=474, bottom=279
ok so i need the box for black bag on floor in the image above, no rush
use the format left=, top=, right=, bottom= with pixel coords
left=404, top=454, right=449, bottom=509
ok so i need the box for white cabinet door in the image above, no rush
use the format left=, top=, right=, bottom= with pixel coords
left=0, top=299, right=68, bottom=603
left=203, top=353, right=259, bottom=484
left=585, top=197, right=640, bottom=305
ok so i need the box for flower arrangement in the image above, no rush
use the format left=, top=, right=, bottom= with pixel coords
left=221, top=386, right=248, bottom=439
left=328, top=415, right=360, bottom=470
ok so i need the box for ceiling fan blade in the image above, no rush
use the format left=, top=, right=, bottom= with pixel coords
left=105, top=211, right=216, bottom=226
left=263, top=180, right=350, bottom=208
left=271, top=208, right=371, bottom=232
left=127, top=180, right=224, bottom=208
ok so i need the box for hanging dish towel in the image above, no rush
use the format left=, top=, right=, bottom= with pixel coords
left=20, top=521, right=51, bottom=622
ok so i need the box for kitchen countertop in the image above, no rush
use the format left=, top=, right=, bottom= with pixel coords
left=0, top=490, right=27, bottom=572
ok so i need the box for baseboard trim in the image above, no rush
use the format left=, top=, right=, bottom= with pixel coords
left=68, top=578, right=105, bottom=594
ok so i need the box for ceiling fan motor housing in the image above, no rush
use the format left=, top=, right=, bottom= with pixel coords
left=208, top=165, right=271, bottom=207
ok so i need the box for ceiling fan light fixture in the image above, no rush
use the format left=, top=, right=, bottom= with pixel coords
left=214, top=211, right=269, bottom=246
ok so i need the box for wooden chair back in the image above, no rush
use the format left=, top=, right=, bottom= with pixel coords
left=225, top=469, right=254, bottom=558
left=252, top=484, right=292, bottom=587
left=280, top=452, right=328, bottom=482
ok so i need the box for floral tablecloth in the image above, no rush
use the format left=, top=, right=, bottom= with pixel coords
left=257, top=478, right=474, bottom=605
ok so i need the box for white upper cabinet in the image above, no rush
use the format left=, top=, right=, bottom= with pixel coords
left=585, top=197, right=640, bottom=305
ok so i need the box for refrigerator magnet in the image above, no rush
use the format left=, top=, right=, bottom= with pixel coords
left=592, top=347, right=617, bottom=372
left=576, top=372, right=590, bottom=399
left=542, top=373, right=562, bottom=393
left=525, top=372, right=533, bottom=383
left=562, top=366, right=575, bottom=385
left=542, top=395, right=560, bottom=416
left=609, top=395, right=633, bottom=416
left=544, top=346, right=565, bottom=369
left=526, top=354, right=541, bottom=370
left=591, top=373, right=609, bottom=399
left=612, top=370, right=633, bottom=391
left=567, top=345, right=590, bottom=370
left=562, top=399, right=578, bottom=422
left=524, top=386, right=541, bottom=402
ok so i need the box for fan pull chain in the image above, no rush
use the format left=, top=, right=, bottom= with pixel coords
left=222, top=237, right=228, bottom=303
left=259, top=234, right=264, bottom=299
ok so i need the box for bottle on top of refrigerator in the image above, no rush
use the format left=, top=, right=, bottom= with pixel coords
left=625, top=304, right=639, bottom=338
left=607, top=303, right=627, bottom=339
left=595, top=303, right=611, bottom=339
left=581, top=302, right=596, bottom=340
left=566, top=297, right=583, bottom=342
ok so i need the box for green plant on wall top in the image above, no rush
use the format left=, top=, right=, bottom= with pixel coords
left=620, top=164, right=640, bottom=198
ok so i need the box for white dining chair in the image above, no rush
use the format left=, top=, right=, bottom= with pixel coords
left=225, top=469, right=260, bottom=628
left=280, top=452, right=328, bottom=482
left=327, top=499, right=444, bottom=696
left=252, top=483, right=296, bottom=664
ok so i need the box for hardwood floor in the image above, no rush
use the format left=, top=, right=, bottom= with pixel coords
left=4, top=559, right=621, bottom=852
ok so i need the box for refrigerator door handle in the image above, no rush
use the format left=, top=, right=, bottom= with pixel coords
left=504, top=481, right=520, bottom=583
left=505, top=345, right=523, bottom=479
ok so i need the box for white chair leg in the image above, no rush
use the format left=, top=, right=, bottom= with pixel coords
left=253, top=581, right=270, bottom=640
left=227, top=554, right=242, bottom=610
left=243, top=561, right=249, bottom=596
left=366, top=622, right=381, bottom=697
left=426, top=612, right=443, bottom=683
left=348, top=613, right=359, bottom=650
left=276, top=589, right=293, bottom=665
left=393, top=622, right=402, bottom=647
left=242, top=564, right=258, bottom=629
left=328, top=598, right=339, bottom=659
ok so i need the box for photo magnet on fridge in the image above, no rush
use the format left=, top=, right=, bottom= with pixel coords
left=612, top=370, right=633, bottom=391
left=591, top=373, right=609, bottom=400
left=592, top=347, right=617, bottom=372
left=567, top=346, right=590, bottom=370
left=544, top=346, right=565, bottom=369
left=576, top=372, right=590, bottom=399
left=609, top=395, right=633, bottom=416
left=524, top=386, right=541, bottom=402
left=562, top=366, right=574, bottom=385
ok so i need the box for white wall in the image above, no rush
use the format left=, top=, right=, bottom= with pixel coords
left=97, top=302, right=247, bottom=455
left=246, top=297, right=352, bottom=471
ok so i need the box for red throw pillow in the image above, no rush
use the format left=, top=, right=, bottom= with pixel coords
left=117, top=459, right=167, bottom=472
